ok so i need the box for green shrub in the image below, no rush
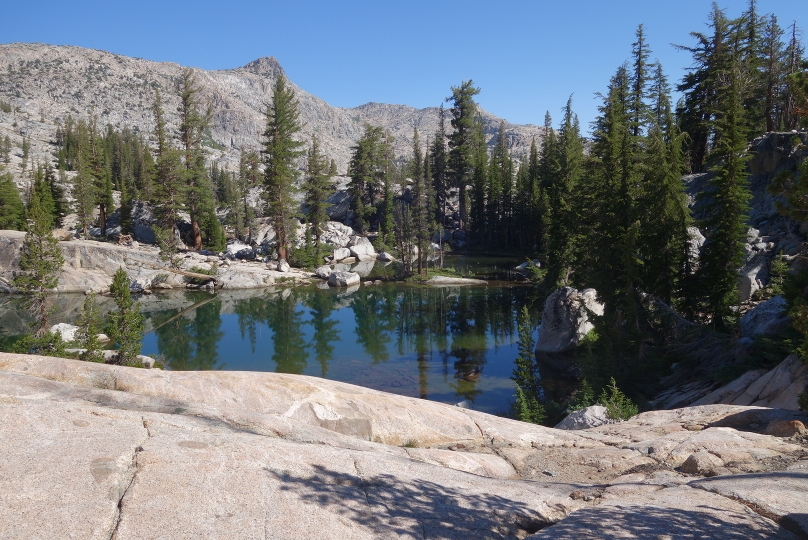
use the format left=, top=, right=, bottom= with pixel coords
left=597, top=377, right=639, bottom=420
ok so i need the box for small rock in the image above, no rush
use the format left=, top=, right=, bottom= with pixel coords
left=679, top=451, right=724, bottom=476
left=763, top=420, right=807, bottom=438
left=542, top=470, right=557, bottom=477
left=455, top=400, right=473, bottom=409
left=277, top=259, right=290, bottom=273
left=138, top=355, right=156, bottom=369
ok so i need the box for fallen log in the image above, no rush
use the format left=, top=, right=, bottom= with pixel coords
left=140, top=262, right=218, bottom=284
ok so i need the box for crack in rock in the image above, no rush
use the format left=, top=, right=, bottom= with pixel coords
left=108, top=421, right=149, bottom=540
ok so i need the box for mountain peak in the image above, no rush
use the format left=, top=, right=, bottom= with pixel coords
left=241, top=56, right=285, bottom=79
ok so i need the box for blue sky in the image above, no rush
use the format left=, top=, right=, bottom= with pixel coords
left=3, top=0, right=805, bottom=133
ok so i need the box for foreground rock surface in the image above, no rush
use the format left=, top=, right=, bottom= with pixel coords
left=1, top=353, right=807, bottom=539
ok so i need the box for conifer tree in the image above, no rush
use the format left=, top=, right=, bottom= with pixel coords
left=348, top=125, right=388, bottom=233
left=545, top=99, right=583, bottom=288
left=431, top=104, right=449, bottom=229
left=303, top=134, right=331, bottom=247
left=1, top=135, right=10, bottom=164
left=28, top=165, right=59, bottom=229
left=108, top=267, right=145, bottom=365
left=177, top=68, right=220, bottom=250
left=0, top=167, right=24, bottom=230
left=447, top=81, right=481, bottom=230
left=696, top=53, right=752, bottom=329
left=13, top=191, right=64, bottom=337
left=21, top=137, right=30, bottom=171
left=262, top=75, right=304, bottom=261
left=75, top=292, right=104, bottom=362
left=151, top=90, right=184, bottom=264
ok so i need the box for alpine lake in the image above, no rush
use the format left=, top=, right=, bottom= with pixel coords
left=0, top=255, right=549, bottom=415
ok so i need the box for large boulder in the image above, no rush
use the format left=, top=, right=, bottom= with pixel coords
left=314, top=265, right=332, bottom=280
left=333, top=247, right=351, bottom=262
left=348, top=235, right=376, bottom=262
left=740, top=295, right=790, bottom=337
left=536, top=287, right=604, bottom=354
left=49, top=323, right=79, bottom=343
left=320, top=221, right=354, bottom=248
left=738, top=252, right=769, bottom=303
left=328, top=271, right=360, bottom=287
left=555, top=406, right=609, bottom=430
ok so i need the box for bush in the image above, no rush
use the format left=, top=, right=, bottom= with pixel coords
left=597, top=377, right=639, bottom=420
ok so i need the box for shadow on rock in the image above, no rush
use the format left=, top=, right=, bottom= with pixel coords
left=268, top=464, right=549, bottom=539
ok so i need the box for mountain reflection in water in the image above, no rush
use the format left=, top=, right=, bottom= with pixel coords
left=140, top=284, right=538, bottom=414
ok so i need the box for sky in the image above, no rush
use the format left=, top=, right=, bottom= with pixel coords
left=3, top=0, right=805, bottom=134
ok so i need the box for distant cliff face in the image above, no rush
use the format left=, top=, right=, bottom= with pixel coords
left=0, top=43, right=546, bottom=182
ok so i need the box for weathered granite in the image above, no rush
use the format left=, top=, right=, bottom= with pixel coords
left=1, top=354, right=806, bottom=539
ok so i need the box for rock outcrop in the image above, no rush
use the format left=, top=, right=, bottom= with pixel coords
left=536, top=287, right=604, bottom=354
left=1, top=353, right=806, bottom=539
left=693, top=354, right=808, bottom=410
left=0, top=230, right=313, bottom=292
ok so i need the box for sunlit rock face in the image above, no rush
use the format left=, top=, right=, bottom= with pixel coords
left=1, top=353, right=807, bottom=539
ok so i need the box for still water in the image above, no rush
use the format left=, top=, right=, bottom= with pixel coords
left=141, top=282, right=538, bottom=414
left=0, top=256, right=543, bottom=414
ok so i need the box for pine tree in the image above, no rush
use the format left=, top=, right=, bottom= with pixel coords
left=75, top=292, right=104, bottom=362
left=21, top=137, right=30, bottom=171
left=379, top=130, right=397, bottom=250
left=13, top=191, right=64, bottom=336
left=348, top=125, right=388, bottom=233
left=262, top=75, right=304, bottom=262
left=303, top=134, right=331, bottom=247
left=27, top=165, right=59, bottom=229
left=107, top=267, right=145, bottom=365
left=447, top=80, right=481, bottom=230
left=431, top=104, right=449, bottom=229
left=151, top=90, right=184, bottom=265
left=696, top=52, right=752, bottom=329
left=1, top=135, right=10, bottom=164
left=545, top=99, right=583, bottom=288
left=177, top=68, right=219, bottom=251
left=0, top=166, right=24, bottom=230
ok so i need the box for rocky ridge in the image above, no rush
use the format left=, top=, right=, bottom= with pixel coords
left=0, top=352, right=806, bottom=539
left=0, top=42, right=546, bottom=184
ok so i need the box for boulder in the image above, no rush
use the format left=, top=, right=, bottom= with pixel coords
left=740, top=295, right=790, bottom=337
left=377, top=251, right=395, bottom=262
left=687, top=226, right=705, bottom=260
left=738, top=252, right=769, bottom=303
left=325, top=186, right=351, bottom=222
left=314, top=266, right=332, bottom=280
left=328, top=271, right=360, bottom=287
left=49, top=323, right=79, bottom=343
left=679, top=451, right=725, bottom=476
left=277, top=259, right=290, bottom=273
left=333, top=247, right=351, bottom=261
left=535, top=287, right=604, bottom=354
left=347, top=236, right=376, bottom=262
left=320, top=221, right=354, bottom=248
left=555, top=406, right=609, bottom=430
left=226, top=241, right=254, bottom=260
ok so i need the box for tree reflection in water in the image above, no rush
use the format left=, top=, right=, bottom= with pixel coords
left=143, top=284, right=535, bottom=412
left=150, top=293, right=224, bottom=371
